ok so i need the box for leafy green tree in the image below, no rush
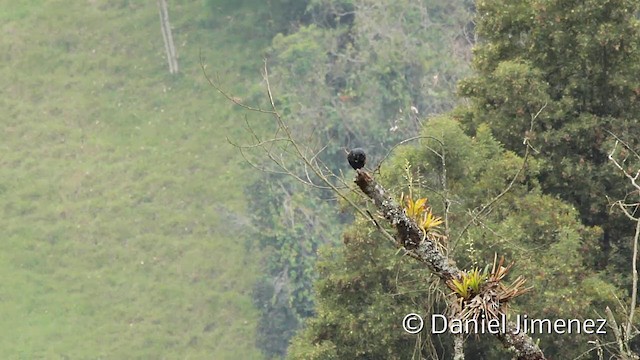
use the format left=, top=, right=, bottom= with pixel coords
left=287, top=226, right=450, bottom=360
left=288, top=118, right=620, bottom=358
left=458, top=0, right=640, bottom=273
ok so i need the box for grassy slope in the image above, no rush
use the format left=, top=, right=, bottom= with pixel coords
left=0, top=1, right=269, bottom=358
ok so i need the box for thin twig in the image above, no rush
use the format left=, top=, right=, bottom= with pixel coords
left=200, top=50, right=276, bottom=114
left=375, top=135, right=444, bottom=173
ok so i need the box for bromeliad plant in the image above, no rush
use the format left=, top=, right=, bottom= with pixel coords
left=401, top=161, right=444, bottom=238
left=402, top=195, right=444, bottom=236
left=402, top=192, right=447, bottom=253
left=447, top=267, right=487, bottom=300
left=446, top=254, right=532, bottom=322
left=400, top=162, right=529, bottom=322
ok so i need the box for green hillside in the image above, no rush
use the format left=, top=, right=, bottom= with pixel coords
left=0, top=1, right=268, bottom=358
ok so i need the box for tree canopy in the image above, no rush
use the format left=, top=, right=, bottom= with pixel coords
left=230, top=0, right=640, bottom=358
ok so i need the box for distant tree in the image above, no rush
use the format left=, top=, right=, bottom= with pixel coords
left=248, top=176, right=343, bottom=358
left=239, top=1, right=474, bottom=357
left=458, top=0, right=640, bottom=276
left=268, top=0, right=473, bottom=164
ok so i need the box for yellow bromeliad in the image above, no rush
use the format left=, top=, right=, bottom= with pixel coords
left=420, top=209, right=443, bottom=233
left=447, top=268, right=487, bottom=300
left=402, top=194, right=444, bottom=234
left=404, top=195, right=427, bottom=220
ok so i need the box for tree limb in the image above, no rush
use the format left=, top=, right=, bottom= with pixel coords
left=354, top=168, right=546, bottom=360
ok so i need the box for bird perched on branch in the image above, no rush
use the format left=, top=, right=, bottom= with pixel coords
left=347, top=148, right=366, bottom=170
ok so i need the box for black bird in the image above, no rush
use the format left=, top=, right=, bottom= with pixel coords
left=347, top=148, right=366, bottom=170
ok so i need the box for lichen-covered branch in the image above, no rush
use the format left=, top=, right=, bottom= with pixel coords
left=354, top=168, right=546, bottom=360
left=354, top=169, right=459, bottom=279
left=496, top=322, right=547, bottom=360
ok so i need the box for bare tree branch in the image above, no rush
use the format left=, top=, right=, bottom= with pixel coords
left=607, top=137, right=640, bottom=358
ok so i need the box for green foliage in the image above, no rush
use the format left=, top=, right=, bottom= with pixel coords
left=458, top=60, right=551, bottom=148
left=272, top=25, right=330, bottom=78
left=206, top=0, right=311, bottom=36
left=287, top=227, right=449, bottom=359
left=268, top=0, right=473, bottom=165
left=306, top=0, right=355, bottom=29
left=248, top=174, right=345, bottom=358
left=253, top=276, right=300, bottom=359
left=379, top=119, right=619, bottom=357
left=460, top=0, right=640, bottom=275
